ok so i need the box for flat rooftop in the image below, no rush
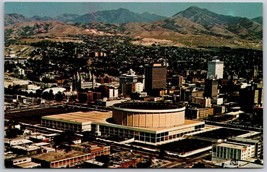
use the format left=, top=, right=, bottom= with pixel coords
left=194, top=128, right=249, bottom=139
left=217, top=142, right=250, bottom=149
left=131, top=138, right=212, bottom=153
left=42, top=111, right=112, bottom=124
left=15, top=162, right=41, bottom=168
left=32, top=150, right=89, bottom=162
left=42, top=111, right=203, bottom=133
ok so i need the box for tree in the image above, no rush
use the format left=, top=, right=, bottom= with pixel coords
left=35, top=89, right=43, bottom=97
left=55, top=91, right=64, bottom=101
left=42, top=90, right=54, bottom=100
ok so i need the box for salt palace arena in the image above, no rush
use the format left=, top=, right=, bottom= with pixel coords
left=41, top=102, right=205, bottom=145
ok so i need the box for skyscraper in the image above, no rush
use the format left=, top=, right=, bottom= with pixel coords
left=204, top=79, right=218, bottom=99
left=207, top=59, right=224, bottom=79
left=145, top=63, right=167, bottom=92
left=72, top=72, right=81, bottom=91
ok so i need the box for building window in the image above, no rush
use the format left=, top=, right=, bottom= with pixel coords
left=145, top=137, right=150, bottom=142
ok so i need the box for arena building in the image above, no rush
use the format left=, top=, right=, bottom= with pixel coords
left=112, top=102, right=185, bottom=128
left=41, top=102, right=205, bottom=145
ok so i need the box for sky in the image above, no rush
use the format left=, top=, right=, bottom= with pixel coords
left=4, top=1, right=263, bottom=19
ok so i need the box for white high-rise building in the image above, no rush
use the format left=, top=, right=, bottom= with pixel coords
left=207, top=59, right=224, bottom=79
left=108, top=88, right=114, bottom=98
left=134, top=82, right=144, bottom=93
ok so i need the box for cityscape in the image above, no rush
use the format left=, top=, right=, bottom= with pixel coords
left=4, top=2, right=263, bottom=169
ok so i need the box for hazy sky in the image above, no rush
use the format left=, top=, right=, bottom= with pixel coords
left=5, top=2, right=262, bottom=19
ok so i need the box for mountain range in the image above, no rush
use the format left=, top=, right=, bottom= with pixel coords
left=5, top=8, right=167, bottom=26
left=5, top=7, right=263, bottom=49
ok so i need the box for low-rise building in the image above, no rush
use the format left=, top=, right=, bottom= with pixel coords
left=192, top=97, right=212, bottom=107
left=228, top=137, right=263, bottom=159
left=70, top=142, right=110, bottom=156
left=84, top=159, right=105, bottom=168
left=212, top=97, right=224, bottom=105
left=5, top=139, right=33, bottom=147
left=187, top=107, right=214, bottom=119
left=212, top=142, right=255, bottom=163
left=213, top=105, right=226, bottom=115
left=32, top=150, right=102, bottom=168
left=29, top=135, right=48, bottom=143
left=11, top=145, right=41, bottom=155
left=108, top=151, right=145, bottom=168
left=5, top=157, right=41, bottom=168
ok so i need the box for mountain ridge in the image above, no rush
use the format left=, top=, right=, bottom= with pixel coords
left=4, top=6, right=262, bottom=49
left=5, top=8, right=168, bottom=26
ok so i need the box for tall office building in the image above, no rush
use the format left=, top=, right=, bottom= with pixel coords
left=204, top=79, right=218, bottom=99
left=239, top=84, right=263, bottom=112
left=119, top=69, right=145, bottom=96
left=72, top=72, right=81, bottom=91
left=207, top=59, right=224, bottom=79
left=253, top=65, right=259, bottom=78
left=145, top=63, right=167, bottom=92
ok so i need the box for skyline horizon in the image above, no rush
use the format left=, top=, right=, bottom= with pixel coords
left=5, top=2, right=262, bottom=19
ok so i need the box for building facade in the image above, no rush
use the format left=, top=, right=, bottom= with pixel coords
left=112, top=102, right=185, bottom=128
left=207, top=59, right=224, bottom=79
left=228, top=137, right=263, bottom=159
left=119, top=69, right=145, bottom=96
left=32, top=150, right=100, bottom=168
left=204, top=79, right=218, bottom=99
left=145, top=63, right=167, bottom=93
left=212, top=142, right=255, bottom=163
